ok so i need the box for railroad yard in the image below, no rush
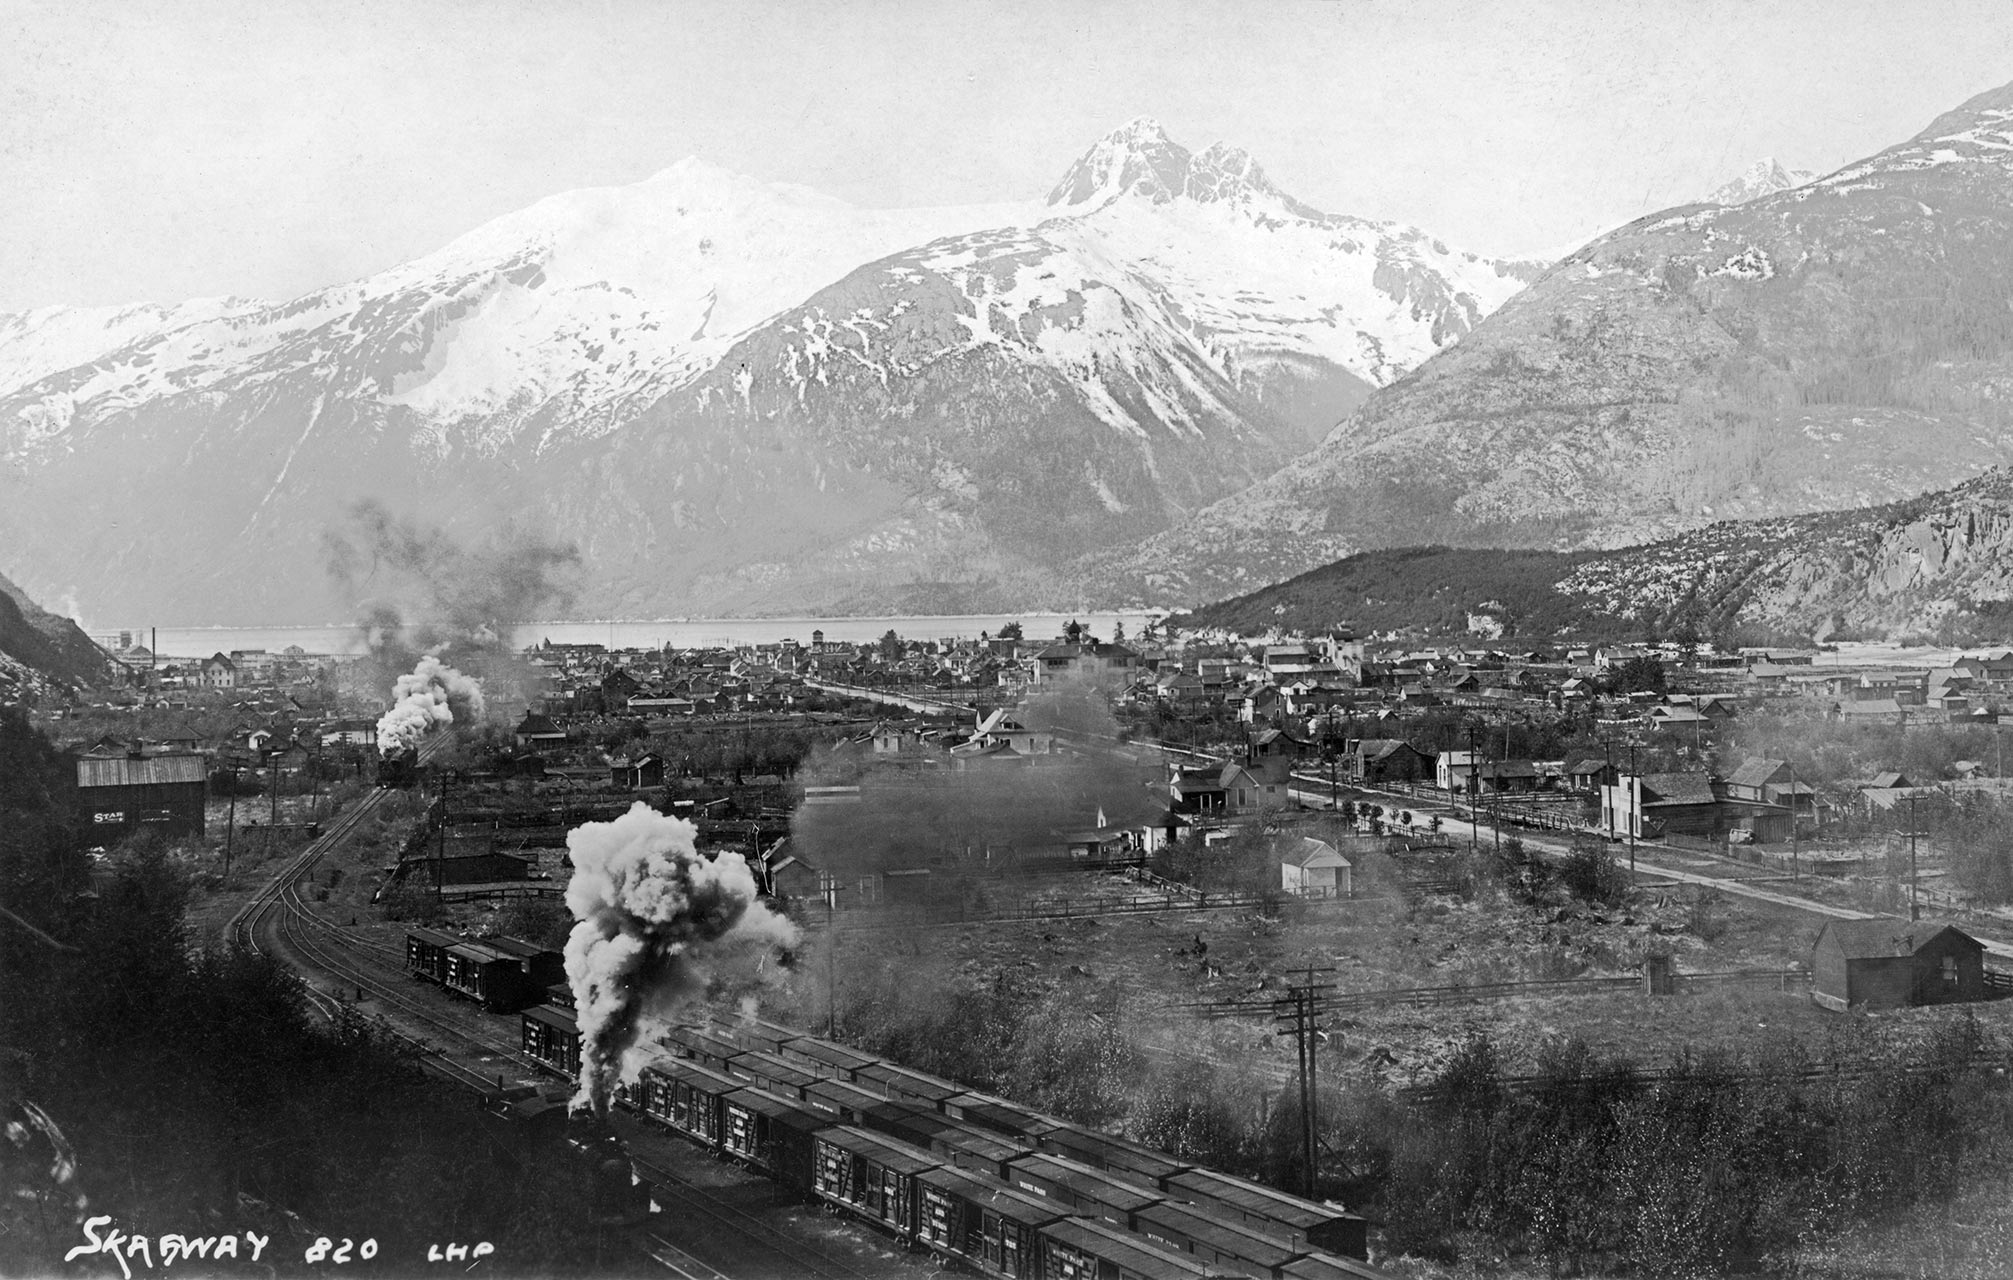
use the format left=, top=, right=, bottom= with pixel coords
left=24, top=622, right=2013, bottom=1279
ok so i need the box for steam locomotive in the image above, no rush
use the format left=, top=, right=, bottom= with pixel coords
left=376, top=746, right=421, bottom=788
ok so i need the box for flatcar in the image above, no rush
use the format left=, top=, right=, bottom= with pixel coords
left=406, top=927, right=457, bottom=984
left=1160, top=1169, right=1367, bottom=1262
left=443, top=941, right=532, bottom=1012
left=915, top=1162, right=1067, bottom=1280
left=811, top=1126, right=942, bottom=1244
left=1004, top=1151, right=1163, bottom=1229
left=522, top=1005, right=582, bottom=1076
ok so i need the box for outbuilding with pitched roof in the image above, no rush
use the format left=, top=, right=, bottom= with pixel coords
left=1811, top=917, right=1987, bottom=1011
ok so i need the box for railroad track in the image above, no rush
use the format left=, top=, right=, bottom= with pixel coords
left=641, top=1235, right=730, bottom=1280
left=234, top=737, right=899, bottom=1278
left=624, top=1154, right=878, bottom=1280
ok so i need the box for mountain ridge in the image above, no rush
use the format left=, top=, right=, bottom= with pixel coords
left=1081, top=79, right=2013, bottom=609
left=0, top=120, right=1544, bottom=624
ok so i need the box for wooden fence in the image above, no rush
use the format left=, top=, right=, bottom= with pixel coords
left=1185, top=968, right=1811, bottom=1019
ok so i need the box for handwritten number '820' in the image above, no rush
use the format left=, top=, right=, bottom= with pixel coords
left=304, top=1239, right=376, bottom=1264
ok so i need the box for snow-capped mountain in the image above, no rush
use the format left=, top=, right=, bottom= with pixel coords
left=1083, top=80, right=2013, bottom=608
left=1702, top=157, right=1815, bottom=206
left=0, top=120, right=1541, bottom=623
left=2, top=159, right=1037, bottom=462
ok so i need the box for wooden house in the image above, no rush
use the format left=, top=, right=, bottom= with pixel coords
left=1811, top=918, right=1988, bottom=1011
left=1279, top=837, right=1351, bottom=897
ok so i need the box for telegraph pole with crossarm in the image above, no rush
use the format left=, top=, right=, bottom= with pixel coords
left=1275, top=965, right=1338, bottom=1199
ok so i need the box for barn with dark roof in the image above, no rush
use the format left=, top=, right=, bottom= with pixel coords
left=1811, top=917, right=1987, bottom=1011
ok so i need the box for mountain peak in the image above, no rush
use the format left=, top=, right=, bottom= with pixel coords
left=1703, top=156, right=1813, bottom=205
left=1047, top=118, right=1193, bottom=208
left=1046, top=120, right=1297, bottom=211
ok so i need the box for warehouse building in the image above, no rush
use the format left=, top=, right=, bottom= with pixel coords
left=74, top=753, right=207, bottom=841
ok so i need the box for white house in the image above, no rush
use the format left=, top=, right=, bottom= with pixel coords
left=1279, top=837, right=1352, bottom=897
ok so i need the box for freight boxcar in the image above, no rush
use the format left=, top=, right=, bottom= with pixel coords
left=781, top=1034, right=878, bottom=1081
left=638, top=1058, right=740, bottom=1150
left=916, top=1163, right=1067, bottom=1280
left=659, top=1024, right=746, bottom=1072
left=946, top=1091, right=1066, bottom=1143
left=720, top=1085, right=824, bottom=1197
left=485, top=936, right=566, bottom=987
left=1161, top=1169, right=1368, bottom=1261
left=928, top=1122, right=1026, bottom=1181
left=812, top=1126, right=942, bottom=1243
left=1277, top=1253, right=1397, bottom=1280
left=726, top=1049, right=822, bottom=1101
left=1005, top=1152, right=1162, bottom=1229
left=522, top=1005, right=581, bottom=1076
left=1039, top=1216, right=1219, bottom=1280
left=1041, top=1123, right=1194, bottom=1188
left=855, top=1060, right=966, bottom=1112
left=710, top=1015, right=797, bottom=1056
left=803, top=1077, right=901, bottom=1128
left=1131, top=1200, right=1306, bottom=1278
left=444, top=942, right=531, bottom=1012
left=406, top=927, right=457, bottom=985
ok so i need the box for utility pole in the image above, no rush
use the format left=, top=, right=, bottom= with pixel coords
left=1466, top=725, right=1479, bottom=855
left=1788, top=760, right=1801, bottom=886
left=1627, top=741, right=1638, bottom=873
left=1603, top=738, right=1615, bottom=842
left=1491, top=764, right=1502, bottom=858
left=821, top=875, right=844, bottom=1037
left=222, top=762, right=239, bottom=881
left=1274, top=965, right=1337, bottom=1200
left=267, top=744, right=282, bottom=858
left=1906, top=793, right=1920, bottom=921
left=436, top=770, right=450, bottom=905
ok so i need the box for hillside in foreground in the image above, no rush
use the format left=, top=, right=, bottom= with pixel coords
left=1176, top=465, right=2013, bottom=646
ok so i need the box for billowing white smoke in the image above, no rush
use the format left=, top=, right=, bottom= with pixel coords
left=375, top=655, right=485, bottom=754
left=564, top=802, right=798, bottom=1115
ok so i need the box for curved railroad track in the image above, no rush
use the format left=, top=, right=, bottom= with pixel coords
left=226, top=736, right=898, bottom=1279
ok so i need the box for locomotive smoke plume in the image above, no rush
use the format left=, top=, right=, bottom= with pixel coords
left=375, top=655, right=486, bottom=754
left=564, top=803, right=798, bottom=1116
left=323, top=499, right=581, bottom=668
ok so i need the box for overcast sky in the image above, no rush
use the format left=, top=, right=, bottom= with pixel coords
left=4, top=0, right=2010, bottom=313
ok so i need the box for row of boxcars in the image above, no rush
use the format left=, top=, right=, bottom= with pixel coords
left=406, top=928, right=567, bottom=1013
left=514, top=997, right=1388, bottom=1280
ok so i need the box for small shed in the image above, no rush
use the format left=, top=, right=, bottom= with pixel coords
left=1811, top=917, right=1988, bottom=1011
left=1279, top=837, right=1352, bottom=898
